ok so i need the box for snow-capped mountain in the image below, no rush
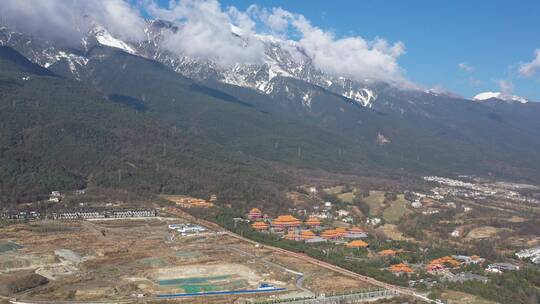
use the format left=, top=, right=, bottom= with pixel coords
left=136, top=20, right=380, bottom=108
left=0, top=20, right=531, bottom=116
left=0, top=20, right=379, bottom=108
left=473, top=91, right=529, bottom=104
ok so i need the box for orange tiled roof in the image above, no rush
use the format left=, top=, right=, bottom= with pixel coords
left=428, top=256, right=461, bottom=268
left=390, top=263, right=414, bottom=273
left=305, top=217, right=321, bottom=225
left=272, top=215, right=301, bottom=226
left=378, top=249, right=397, bottom=256
left=335, top=227, right=348, bottom=233
left=346, top=240, right=369, bottom=248
left=321, top=229, right=339, bottom=238
left=300, top=230, right=316, bottom=239
left=251, top=221, right=268, bottom=230
left=283, top=231, right=298, bottom=240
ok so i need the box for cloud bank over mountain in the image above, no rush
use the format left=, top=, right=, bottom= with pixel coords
left=0, top=0, right=408, bottom=86
left=519, top=49, right=540, bottom=78
left=1, top=0, right=145, bottom=45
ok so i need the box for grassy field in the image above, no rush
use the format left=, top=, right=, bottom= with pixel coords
left=377, top=224, right=414, bottom=241
left=323, top=185, right=345, bottom=195
left=466, top=226, right=501, bottom=240
left=382, top=194, right=412, bottom=223
left=337, top=191, right=355, bottom=203
left=364, top=191, right=386, bottom=216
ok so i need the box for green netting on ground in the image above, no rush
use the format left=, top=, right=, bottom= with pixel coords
left=0, top=241, right=23, bottom=253
left=179, top=284, right=220, bottom=293
left=178, top=279, right=249, bottom=293
left=159, top=275, right=230, bottom=285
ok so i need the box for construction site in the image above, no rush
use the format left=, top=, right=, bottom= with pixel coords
left=0, top=207, right=392, bottom=303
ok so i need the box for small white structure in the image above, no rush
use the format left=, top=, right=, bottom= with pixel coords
left=324, top=201, right=332, bottom=209
left=486, top=263, right=519, bottom=273
left=463, top=206, right=472, bottom=212
left=411, top=200, right=422, bottom=208
left=74, top=189, right=86, bottom=195
left=337, top=209, right=350, bottom=217
left=515, top=246, right=540, bottom=264
left=49, top=190, right=63, bottom=202
left=366, top=217, right=381, bottom=226
left=341, top=216, right=354, bottom=224
left=309, top=187, right=318, bottom=194
left=168, top=223, right=206, bottom=235
left=451, top=229, right=460, bottom=238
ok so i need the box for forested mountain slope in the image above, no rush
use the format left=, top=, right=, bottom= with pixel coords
left=0, top=46, right=290, bottom=207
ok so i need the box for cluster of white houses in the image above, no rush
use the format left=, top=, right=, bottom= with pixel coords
left=1, top=211, right=40, bottom=220
left=168, top=223, right=206, bottom=235
left=52, top=209, right=157, bottom=220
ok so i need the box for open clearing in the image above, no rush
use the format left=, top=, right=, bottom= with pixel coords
left=323, top=186, right=345, bottom=195
left=337, top=191, right=356, bottom=203
left=0, top=209, right=374, bottom=302
left=377, top=224, right=414, bottom=242
left=382, top=195, right=412, bottom=223
left=365, top=191, right=386, bottom=216
left=466, top=226, right=502, bottom=240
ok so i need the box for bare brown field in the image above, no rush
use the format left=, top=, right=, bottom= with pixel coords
left=465, top=226, right=502, bottom=240
left=0, top=212, right=374, bottom=302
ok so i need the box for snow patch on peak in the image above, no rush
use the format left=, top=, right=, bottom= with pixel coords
left=473, top=91, right=528, bottom=104
left=230, top=24, right=243, bottom=37
left=302, top=92, right=313, bottom=108
left=94, top=28, right=136, bottom=54
left=344, top=88, right=376, bottom=108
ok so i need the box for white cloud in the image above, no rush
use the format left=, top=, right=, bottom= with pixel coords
left=1, top=0, right=145, bottom=45
left=1, top=0, right=410, bottom=85
left=458, top=63, right=473, bottom=73
left=143, top=0, right=264, bottom=65
left=519, top=49, right=540, bottom=77
left=497, top=79, right=514, bottom=93
left=248, top=6, right=409, bottom=86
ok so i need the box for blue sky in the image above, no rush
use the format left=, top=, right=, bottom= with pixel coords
left=216, top=0, right=540, bottom=100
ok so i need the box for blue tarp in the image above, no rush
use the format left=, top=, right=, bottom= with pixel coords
left=156, top=287, right=287, bottom=298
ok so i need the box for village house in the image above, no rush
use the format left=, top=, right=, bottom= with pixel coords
left=452, top=255, right=485, bottom=265
left=248, top=208, right=263, bottom=221
left=336, top=209, right=350, bottom=217
left=426, top=256, right=461, bottom=273
left=271, top=215, right=301, bottom=231
left=344, top=227, right=368, bottom=239
left=346, top=240, right=369, bottom=249
left=378, top=249, right=398, bottom=257
left=304, top=216, right=321, bottom=228
left=389, top=263, right=414, bottom=276
left=366, top=217, right=381, bottom=226
left=515, top=246, right=540, bottom=264
left=486, top=263, right=519, bottom=273
left=411, top=200, right=422, bottom=208
left=251, top=221, right=269, bottom=231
